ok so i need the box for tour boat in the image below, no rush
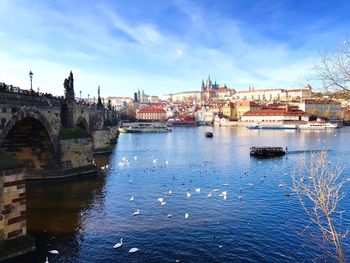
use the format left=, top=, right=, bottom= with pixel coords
left=250, top=147, right=286, bottom=157
left=118, top=123, right=172, bottom=133
left=298, top=122, right=338, bottom=130
left=247, top=124, right=297, bottom=130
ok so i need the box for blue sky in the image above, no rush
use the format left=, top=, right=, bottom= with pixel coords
left=0, top=0, right=349, bottom=98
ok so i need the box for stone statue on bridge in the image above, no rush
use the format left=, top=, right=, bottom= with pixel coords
left=64, top=71, right=75, bottom=101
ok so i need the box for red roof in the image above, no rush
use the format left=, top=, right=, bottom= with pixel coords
left=243, top=109, right=308, bottom=117
left=138, top=106, right=166, bottom=113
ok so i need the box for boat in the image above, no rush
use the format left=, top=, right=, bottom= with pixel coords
left=247, top=124, right=297, bottom=130
left=298, top=122, right=338, bottom=130
left=250, top=147, right=286, bottom=157
left=118, top=123, right=172, bottom=133
left=205, top=132, right=213, bottom=138
left=167, top=120, right=199, bottom=127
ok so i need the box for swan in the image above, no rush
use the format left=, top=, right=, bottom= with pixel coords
left=133, top=209, right=140, bottom=216
left=129, top=247, right=139, bottom=253
left=207, top=192, right=212, bottom=198
left=128, top=179, right=133, bottom=184
left=186, top=192, right=191, bottom=198
left=167, top=213, right=172, bottom=218
left=130, top=196, right=134, bottom=202
left=165, top=160, right=169, bottom=165
left=212, top=189, right=220, bottom=192
left=160, top=201, right=166, bottom=206
left=113, top=238, right=123, bottom=249
left=195, top=188, right=200, bottom=193
left=134, top=156, right=137, bottom=160
left=185, top=213, right=189, bottom=219
left=167, top=190, right=172, bottom=195
left=48, top=250, right=59, bottom=254
left=44, top=257, right=49, bottom=263
left=157, top=197, right=164, bottom=203
left=278, top=183, right=285, bottom=187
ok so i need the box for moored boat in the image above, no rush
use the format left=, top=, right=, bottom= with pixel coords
left=298, top=122, right=338, bottom=130
left=119, top=122, right=172, bottom=133
left=247, top=124, right=297, bottom=130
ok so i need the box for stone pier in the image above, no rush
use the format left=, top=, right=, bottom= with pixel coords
left=0, top=150, right=35, bottom=261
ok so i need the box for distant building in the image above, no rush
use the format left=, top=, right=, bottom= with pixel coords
left=163, top=91, right=202, bottom=103
left=222, top=102, right=237, bottom=120
left=136, top=106, right=167, bottom=121
left=299, top=98, right=342, bottom=120
left=234, top=85, right=312, bottom=102
left=241, top=108, right=309, bottom=122
left=236, top=101, right=261, bottom=120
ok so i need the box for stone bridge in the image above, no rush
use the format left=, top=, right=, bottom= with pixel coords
left=0, top=72, right=119, bottom=173
left=0, top=72, right=120, bottom=260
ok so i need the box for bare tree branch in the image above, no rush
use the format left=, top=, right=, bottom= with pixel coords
left=291, top=151, right=349, bottom=262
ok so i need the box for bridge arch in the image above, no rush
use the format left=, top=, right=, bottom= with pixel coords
left=0, top=108, right=59, bottom=170
left=76, top=116, right=89, bottom=132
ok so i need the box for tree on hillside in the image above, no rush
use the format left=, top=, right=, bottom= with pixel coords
left=315, top=41, right=350, bottom=91
left=291, top=151, right=349, bottom=262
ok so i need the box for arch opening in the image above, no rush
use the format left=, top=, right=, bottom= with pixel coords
left=76, top=117, right=88, bottom=132
left=1, top=117, right=55, bottom=170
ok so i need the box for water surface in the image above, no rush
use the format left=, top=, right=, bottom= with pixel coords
left=16, top=127, right=350, bottom=262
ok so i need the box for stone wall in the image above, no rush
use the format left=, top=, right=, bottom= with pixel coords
left=91, top=130, right=111, bottom=150
left=0, top=168, right=27, bottom=240
left=59, top=138, right=93, bottom=169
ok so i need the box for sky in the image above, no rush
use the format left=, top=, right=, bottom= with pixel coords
left=0, top=0, right=350, bottom=98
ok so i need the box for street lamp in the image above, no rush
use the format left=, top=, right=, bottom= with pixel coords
left=29, top=71, right=33, bottom=92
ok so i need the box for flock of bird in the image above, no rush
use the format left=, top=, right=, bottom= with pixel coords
left=44, top=153, right=291, bottom=262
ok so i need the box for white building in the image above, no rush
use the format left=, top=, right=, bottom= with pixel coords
left=163, top=91, right=202, bottom=103
left=299, top=99, right=342, bottom=120
left=234, top=85, right=312, bottom=102
left=241, top=108, right=309, bottom=122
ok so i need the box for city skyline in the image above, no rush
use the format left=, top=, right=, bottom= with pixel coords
left=0, top=0, right=350, bottom=97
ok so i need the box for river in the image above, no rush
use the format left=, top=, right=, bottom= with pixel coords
left=13, top=126, right=350, bottom=262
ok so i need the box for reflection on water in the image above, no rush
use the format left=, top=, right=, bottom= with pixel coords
left=11, top=127, right=350, bottom=262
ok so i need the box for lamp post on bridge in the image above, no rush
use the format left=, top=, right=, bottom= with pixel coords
left=29, top=71, right=33, bottom=93
left=80, top=90, right=82, bottom=101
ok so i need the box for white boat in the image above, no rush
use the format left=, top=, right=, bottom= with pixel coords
left=247, top=124, right=297, bottom=130
left=119, top=122, right=172, bottom=133
left=298, top=122, right=338, bottom=130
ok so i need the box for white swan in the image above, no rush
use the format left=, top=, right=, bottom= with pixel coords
left=157, top=197, right=164, bottom=203
left=129, top=247, right=139, bottom=253
left=185, top=213, right=189, bottom=219
left=133, top=209, right=140, bottom=216
left=165, top=160, right=169, bottom=165
left=186, top=192, right=191, bottom=198
left=207, top=192, right=212, bottom=198
left=130, top=196, right=134, bottom=202
left=45, top=257, right=49, bottom=263
left=167, top=213, right=172, bottom=218
left=113, top=238, right=123, bottom=249
left=167, top=190, right=172, bottom=195
left=195, top=188, right=201, bottom=193
left=160, top=201, right=166, bottom=206
left=48, top=250, right=59, bottom=254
